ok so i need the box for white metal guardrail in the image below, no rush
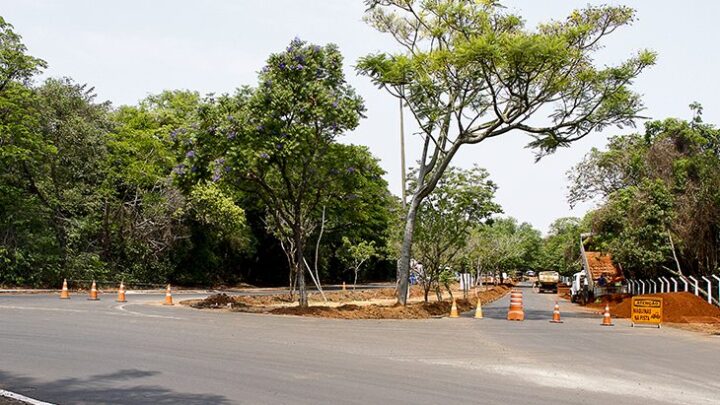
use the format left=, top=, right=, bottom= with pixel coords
left=625, top=275, right=720, bottom=307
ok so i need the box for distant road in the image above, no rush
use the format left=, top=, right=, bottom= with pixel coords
left=1, top=283, right=718, bottom=404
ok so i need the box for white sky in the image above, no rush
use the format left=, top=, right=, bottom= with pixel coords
left=3, top=0, right=719, bottom=234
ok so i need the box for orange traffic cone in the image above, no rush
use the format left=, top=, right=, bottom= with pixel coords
left=163, top=284, right=173, bottom=305
left=601, top=304, right=614, bottom=326
left=474, top=298, right=483, bottom=319
left=550, top=301, right=563, bottom=323
left=449, top=297, right=459, bottom=318
left=60, top=279, right=70, bottom=299
left=116, top=282, right=127, bottom=303
left=87, top=280, right=99, bottom=301
left=507, top=289, right=524, bottom=321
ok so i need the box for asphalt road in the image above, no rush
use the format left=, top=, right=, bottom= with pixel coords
left=1, top=284, right=718, bottom=404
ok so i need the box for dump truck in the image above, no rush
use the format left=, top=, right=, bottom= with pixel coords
left=536, top=271, right=560, bottom=293
left=571, top=233, right=627, bottom=304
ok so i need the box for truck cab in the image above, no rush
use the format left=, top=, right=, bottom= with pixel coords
left=570, top=271, right=590, bottom=304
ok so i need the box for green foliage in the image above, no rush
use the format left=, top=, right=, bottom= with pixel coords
left=0, top=16, right=46, bottom=88
left=358, top=1, right=654, bottom=157
left=339, top=236, right=378, bottom=287
left=358, top=0, right=654, bottom=303
left=1, top=75, right=111, bottom=285
left=169, top=38, right=391, bottom=298
left=411, top=165, right=502, bottom=301
left=539, top=217, right=586, bottom=276
left=0, top=17, right=397, bottom=290
left=188, top=183, right=250, bottom=245
left=591, top=180, right=674, bottom=278
left=569, top=108, right=720, bottom=277
left=468, top=217, right=543, bottom=276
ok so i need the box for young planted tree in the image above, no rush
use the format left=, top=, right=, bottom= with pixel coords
left=339, top=236, right=378, bottom=289
left=411, top=166, right=500, bottom=301
left=358, top=1, right=655, bottom=304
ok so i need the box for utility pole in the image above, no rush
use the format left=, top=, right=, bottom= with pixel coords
left=399, top=86, right=406, bottom=210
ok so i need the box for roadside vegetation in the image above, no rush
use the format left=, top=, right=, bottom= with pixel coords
left=1, top=1, right=718, bottom=308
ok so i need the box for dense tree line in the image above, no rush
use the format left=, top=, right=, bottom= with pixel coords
left=568, top=107, right=720, bottom=279
left=0, top=18, right=395, bottom=294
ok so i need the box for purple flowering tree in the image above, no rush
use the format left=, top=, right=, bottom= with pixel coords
left=206, top=39, right=365, bottom=307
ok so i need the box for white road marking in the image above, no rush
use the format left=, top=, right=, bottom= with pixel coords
left=0, top=305, right=91, bottom=314
left=0, top=304, right=181, bottom=320
left=0, top=389, right=55, bottom=405
left=114, top=303, right=182, bottom=320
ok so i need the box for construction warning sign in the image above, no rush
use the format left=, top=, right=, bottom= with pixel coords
left=631, top=297, right=663, bottom=326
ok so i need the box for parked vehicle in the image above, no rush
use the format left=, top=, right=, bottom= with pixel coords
left=570, top=271, right=590, bottom=304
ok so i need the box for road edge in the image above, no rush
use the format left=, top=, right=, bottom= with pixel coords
left=0, top=390, right=55, bottom=405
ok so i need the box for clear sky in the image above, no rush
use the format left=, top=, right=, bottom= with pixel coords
left=3, top=0, right=719, bottom=233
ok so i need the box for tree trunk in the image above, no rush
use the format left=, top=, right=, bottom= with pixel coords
left=396, top=197, right=421, bottom=305
left=303, top=257, right=327, bottom=302
left=101, top=198, right=111, bottom=261
left=294, top=228, right=308, bottom=307
left=667, top=229, right=683, bottom=276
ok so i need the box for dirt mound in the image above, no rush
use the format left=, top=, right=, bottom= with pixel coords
left=222, top=284, right=503, bottom=307
left=270, top=286, right=510, bottom=319
left=190, top=293, right=247, bottom=309
left=270, top=301, right=463, bottom=319
left=585, top=251, right=624, bottom=282
left=588, top=292, right=720, bottom=323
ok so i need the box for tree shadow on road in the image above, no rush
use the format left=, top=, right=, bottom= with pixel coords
left=0, top=369, right=231, bottom=404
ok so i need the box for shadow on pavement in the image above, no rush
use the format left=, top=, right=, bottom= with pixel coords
left=0, top=369, right=231, bottom=405
left=477, top=304, right=600, bottom=321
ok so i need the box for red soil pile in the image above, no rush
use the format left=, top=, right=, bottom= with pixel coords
left=585, top=251, right=624, bottom=282
left=270, top=285, right=510, bottom=319
left=587, top=292, right=720, bottom=323
left=224, top=286, right=426, bottom=307
left=185, top=285, right=511, bottom=319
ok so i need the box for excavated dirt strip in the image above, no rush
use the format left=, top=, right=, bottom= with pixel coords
left=184, top=285, right=511, bottom=319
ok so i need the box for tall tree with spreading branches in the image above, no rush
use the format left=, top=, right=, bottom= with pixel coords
left=357, top=0, right=655, bottom=304
left=178, top=39, right=366, bottom=307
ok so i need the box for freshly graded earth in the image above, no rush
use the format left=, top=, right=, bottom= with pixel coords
left=184, top=284, right=511, bottom=319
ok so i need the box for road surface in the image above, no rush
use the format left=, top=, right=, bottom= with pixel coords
left=1, top=283, right=718, bottom=404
